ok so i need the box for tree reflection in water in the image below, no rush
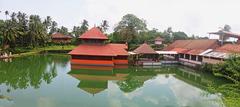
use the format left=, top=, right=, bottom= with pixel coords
left=0, top=54, right=69, bottom=91
left=69, top=66, right=158, bottom=94
left=116, top=68, right=157, bottom=93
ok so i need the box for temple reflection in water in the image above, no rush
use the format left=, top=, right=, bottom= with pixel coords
left=68, top=65, right=129, bottom=95
left=68, top=64, right=161, bottom=95
left=68, top=62, right=225, bottom=96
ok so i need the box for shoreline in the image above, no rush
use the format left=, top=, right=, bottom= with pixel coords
left=10, top=45, right=76, bottom=58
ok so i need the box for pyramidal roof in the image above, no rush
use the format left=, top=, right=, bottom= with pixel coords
left=78, top=80, right=107, bottom=95
left=79, top=27, right=108, bottom=40
left=133, top=43, right=157, bottom=54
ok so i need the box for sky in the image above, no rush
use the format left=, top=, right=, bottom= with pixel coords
left=1, top=0, right=240, bottom=38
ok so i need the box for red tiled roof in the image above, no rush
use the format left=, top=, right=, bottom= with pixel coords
left=185, top=49, right=205, bottom=55
left=171, top=48, right=205, bottom=55
left=163, top=39, right=219, bottom=54
left=51, top=33, right=72, bottom=39
left=79, top=27, right=108, bottom=40
left=108, top=44, right=128, bottom=55
left=68, top=43, right=128, bottom=56
left=133, top=43, right=157, bottom=54
left=215, top=44, right=240, bottom=53
left=109, top=43, right=128, bottom=49
left=155, top=37, right=164, bottom=41
left=171, top=48, right=189, bottom=53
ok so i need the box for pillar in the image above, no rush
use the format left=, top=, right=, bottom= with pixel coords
left=196, top=55, right=199, bottom=61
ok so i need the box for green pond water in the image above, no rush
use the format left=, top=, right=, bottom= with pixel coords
left=0, top=54, right=225, bottom=107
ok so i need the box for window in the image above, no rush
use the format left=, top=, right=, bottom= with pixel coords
left=198, top=56, right=203, bottom=61
left=185, top=54, right=190, bottom=59
left=191, top=55, right=196, bottom=61
left=180, top=54, right=184, bottom=58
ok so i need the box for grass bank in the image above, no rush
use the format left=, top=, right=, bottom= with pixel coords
left=12, top=45, right=76, bottom=57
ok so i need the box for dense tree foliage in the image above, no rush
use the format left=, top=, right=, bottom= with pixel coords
left=203, top=55, right=240, bottom=107
left=113, top=14, right=147, bottom=43
left=28, top=15, right=48, bottom=47
left=213, top=56, right=240, bottom=85
left=0, top=11, right=54, bottom=49
left=49, top=21, right=58, bottom=35
left=57, top=26, right=68, bottom=35
left=0, top=11, right=75, bottom=50
left=109, top=14, right=194, bottom=50
left=0, top=12, right=199, bottom=51
left=72, top=19, right=89, bottom=38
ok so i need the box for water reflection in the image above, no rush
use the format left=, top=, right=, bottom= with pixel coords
left=0, top=55, right=225, bottom=107
left=68, top=65, right=224, bottom=107
left=0, top=55, right=69, bottom=91
left=68, top=65, right=219, bottom=95
left=68, top=65, right=130, bottom=95
left=116, top=68, right=157, bottom=93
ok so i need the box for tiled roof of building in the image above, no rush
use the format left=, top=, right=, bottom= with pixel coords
left=202, top=44, right=240, bottom=59
left=133, top=43, right=157, bottom=54
left=214, top=44, right=240, bottom=53
left=79, top=27, right=108, bottom=40
left=108, top=44, right=128, bottom=55
left=170, top=48, right=188, bottom=53
left=51, top=33, right=72, bottom=39
left=163, top=39, right=219, bottom=55
left=185, top=49, right=205, bottom=55
left=68, top=43, right=128, bottom=56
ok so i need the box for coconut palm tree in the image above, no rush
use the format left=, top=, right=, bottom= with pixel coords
left=49, top=21, right=57, bottom=35
left=5, top=11, right=9, bottom=20
left=98, top=20, right=109, bottom=33
left=2, top=20, right=18, bottom=48
left=16, top=12, right=28, bottom=46
left=28, top=15, right=48, bottom=47
left=43, top=16, right=52, bottom=32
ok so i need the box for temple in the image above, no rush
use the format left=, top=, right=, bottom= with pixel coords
left=68, top=27, right=128, bottom=66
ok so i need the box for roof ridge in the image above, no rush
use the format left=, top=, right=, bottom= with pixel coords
left=79, top=27, right=108, bottom=40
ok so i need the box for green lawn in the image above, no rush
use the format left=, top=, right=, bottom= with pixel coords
left=12, top=45, right=77, bottom=57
